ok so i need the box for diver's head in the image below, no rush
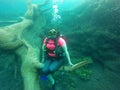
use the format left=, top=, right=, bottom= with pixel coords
left=48, top=29, right=58, bottom=38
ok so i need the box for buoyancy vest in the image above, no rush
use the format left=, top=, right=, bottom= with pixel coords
left=44, top=36, right=65, bottom=57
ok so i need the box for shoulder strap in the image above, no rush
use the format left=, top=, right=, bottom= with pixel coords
left=54, top=36, right=60, bottom=52
left=45, top=38, right=48, bottom=46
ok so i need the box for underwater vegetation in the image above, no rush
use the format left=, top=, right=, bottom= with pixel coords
left=0, top=0, right=120, bottom=90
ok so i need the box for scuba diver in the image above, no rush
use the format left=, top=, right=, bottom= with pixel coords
left=41, top=29, right=73, bottom=90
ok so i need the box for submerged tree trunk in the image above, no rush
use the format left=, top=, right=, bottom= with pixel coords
left=0, top=0, right=48, bottom=90
left=15, top=41, right=43, bottom=90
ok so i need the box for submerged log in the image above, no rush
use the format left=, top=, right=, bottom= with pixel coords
left=63, top=59, right=93, bottom=72
left=0, top=0, right=49, bottom=90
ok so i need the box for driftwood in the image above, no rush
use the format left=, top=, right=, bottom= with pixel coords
left=63, top=59, right=93, bottom=72
left=0, top=0, right=49, bottom=90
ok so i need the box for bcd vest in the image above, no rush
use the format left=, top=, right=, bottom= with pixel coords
left=45, top=37, right=64, bottom=58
